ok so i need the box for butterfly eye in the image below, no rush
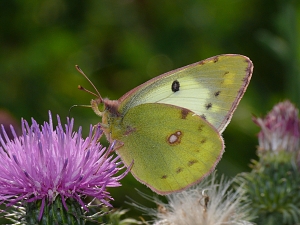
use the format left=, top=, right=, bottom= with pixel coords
left=171, top=80, right=180, bottom=92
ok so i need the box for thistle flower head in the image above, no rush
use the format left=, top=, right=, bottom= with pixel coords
left=0, top=112, right=128, bottom=222
left=253, top=100, right=300, bottom=152
left=136, top=173, right=254, bottom=225
left=241, top=101, right=300, bottom=224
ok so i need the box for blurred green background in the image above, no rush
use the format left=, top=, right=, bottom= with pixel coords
left=0, top=0, right=299, bottom=222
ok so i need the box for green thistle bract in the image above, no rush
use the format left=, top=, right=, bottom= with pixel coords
left=238, top=101, right=300, bottom=225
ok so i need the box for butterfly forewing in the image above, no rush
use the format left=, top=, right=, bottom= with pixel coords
left=118, top=54, right=253, bottom=133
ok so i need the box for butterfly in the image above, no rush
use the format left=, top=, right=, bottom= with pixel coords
left=77, top=54, right=253, bottom=195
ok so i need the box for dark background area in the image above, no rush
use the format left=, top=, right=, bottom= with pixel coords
left=0, top=0, right=299, bottom=222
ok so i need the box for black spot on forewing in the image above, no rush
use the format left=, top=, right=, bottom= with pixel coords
left=213, top=56, right=219, bottom=63
left=201, top=114, right=206, bottom=120
left=205, top=103, right=212, bottom=110
left=171, top=80, right=180, bottom=92
left=214, top=91, right=221, bottom=97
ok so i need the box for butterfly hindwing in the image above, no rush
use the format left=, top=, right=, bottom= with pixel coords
left=111, top=103, right=224, bottom=194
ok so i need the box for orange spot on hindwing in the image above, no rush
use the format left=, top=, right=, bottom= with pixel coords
left=167, top=131, right=183, bottom=146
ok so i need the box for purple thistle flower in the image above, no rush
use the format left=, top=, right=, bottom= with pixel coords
left=0, top=112, right=129, bottom=221
left=253, top=100, right=300, bottom=152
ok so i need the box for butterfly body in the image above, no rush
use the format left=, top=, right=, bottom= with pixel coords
left=88, top=54, right=253, bottom=194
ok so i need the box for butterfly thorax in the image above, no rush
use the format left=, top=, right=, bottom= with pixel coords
left=101, top=99, right=126, bottom=144
left=103, top=98, right=121, bottom=116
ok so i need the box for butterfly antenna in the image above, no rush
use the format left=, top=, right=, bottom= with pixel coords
left=78, top=85, right=99, bottom=98
left=75, top=65, right=103, bottom=101
left=68, top=104, right=92, bottom=117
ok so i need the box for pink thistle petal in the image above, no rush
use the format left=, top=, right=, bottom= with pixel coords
left=0, top=111, right=129, bottom=219
left=253, top=100, right=300, bottom=152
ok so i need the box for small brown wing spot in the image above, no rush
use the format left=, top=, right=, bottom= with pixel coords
left=224, top=115, right=230, bottom=122
left=188, top=159, right=198, bottom=167
left=161, top=175, right=168, bottom=179
left=201, top=114, right=206, bottom=120
left=243, top=76, right=250, bottom=84
left=181, top=108, right=189, bottom=119
left=172, top=80, right=180, bottom=92
left=176, top=167, right=184, bottom=174
left=201, top=138, right=207, bottom=144
left=198, top=124, right=204, bottom=131
left=223, top=71, right=229, bottom=76
left=213, top=56, right=219, bottom=63
left=205, top=103, right=212, bottom=110
left=167, top=131, right=183, bottom=146
left=214, top=91, right=221, bottom=97
left=245, top=65, right=252, bottom=72
left=238, top=88, right=243, bottom=95
left=124, top=126, right=136, bottom=136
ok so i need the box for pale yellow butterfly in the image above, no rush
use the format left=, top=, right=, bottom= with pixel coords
left=78, top=54, right=253, bottom=194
